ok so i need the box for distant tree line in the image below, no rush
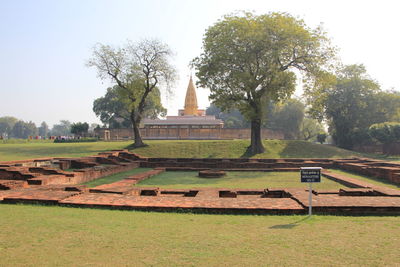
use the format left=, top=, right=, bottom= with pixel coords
left=0, top=117, right=41, bottom=139
left=306, top=64, right=400, bottom=149
left=0, top=117, right=99, bottom=139
left=206, top=99, right=325, bottom=142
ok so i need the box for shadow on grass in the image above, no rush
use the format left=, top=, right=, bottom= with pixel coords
left=269, top=216, right=311, bottom=229
left=124, top=143, right=135, bottom=150
left=240, top=147, right=253, bottom=158
left=125, top=142, right=149, bottom=150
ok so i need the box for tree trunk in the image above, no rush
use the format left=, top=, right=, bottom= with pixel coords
left=130, top=111, right=147, bottom=148
left=249, top=118, right=265, bottom=154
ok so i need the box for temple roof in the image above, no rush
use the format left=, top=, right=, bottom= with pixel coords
left=183, top=76, right=198, bottom=116
left=142, top=76, right=224, bottom=127
left=143, top=116, right=223, bottom=126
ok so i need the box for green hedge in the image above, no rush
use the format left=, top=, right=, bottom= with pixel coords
left=0, top=139, right=54, bottom=144
left=54, top=138, right=98, bottom=143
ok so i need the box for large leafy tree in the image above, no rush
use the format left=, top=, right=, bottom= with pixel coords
left=193, top=12, right=335, bottom=154
left=0, top=116, right=18, bottom=138
left=70, top=122, right=89, bottom=137
left=306, top=64, right=399, bottom=148
left=93, top=85, right=166, bottom=128
left=87, top=39, right=176, bottom=148
left=11, top=120, right=37, bottom=139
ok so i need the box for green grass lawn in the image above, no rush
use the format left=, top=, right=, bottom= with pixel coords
left=0, top=204, right=399, bottom=267
left=136, top=171, right=349, bottom=190
left=0, top=140, right=132, bottom=161
left=82, top=167, right=152, bottom=187
left=0, top=139, right=367, bottom=161
left=132, top=139, right=366, bottom=158
left=328, top=169, right=400, bottom=189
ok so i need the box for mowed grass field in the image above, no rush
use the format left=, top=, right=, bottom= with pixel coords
left=0, top=204, right=399, bottom=266
left=1, top=140, right=399, bottom=266
left=0, top=139, right=365, bottom=161
left=0, top=140, right=132, bottom=161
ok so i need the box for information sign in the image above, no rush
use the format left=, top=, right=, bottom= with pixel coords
left=300, top=167, right=322, bottom=216
left=300, top=167, right=321, bottom=183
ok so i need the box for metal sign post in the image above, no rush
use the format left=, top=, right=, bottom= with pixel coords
left=308, top=182, right=312, bottom=215
left=300, top=167, right=322, bottom=216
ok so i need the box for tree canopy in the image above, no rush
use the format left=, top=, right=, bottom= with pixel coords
left=267, top=99, right=305, bottom=140
left=11, top=121, right=38, bottom=139
left=93, top=85, right=166, bottom=128
left=0, top=116, right=18, bottom=138
left=207, top=98, right=325, bottom=141
left=193, top=12, right=335, bottom=154
left=38, top=122, right=49, bottom=137
left=51, top=120, right=71, bottom=136
left=70, top=122, right=89, bottom=137
left=88, top=39, right=176, bottom=147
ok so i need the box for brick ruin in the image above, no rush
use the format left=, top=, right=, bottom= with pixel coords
left=0, top=150, right=399, bottom=215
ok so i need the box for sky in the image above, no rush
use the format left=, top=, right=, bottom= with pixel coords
left=1, top=0, right=399, bottom=127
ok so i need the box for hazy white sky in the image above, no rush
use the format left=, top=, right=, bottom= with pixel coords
left=1, top=0, right=399, bottom=127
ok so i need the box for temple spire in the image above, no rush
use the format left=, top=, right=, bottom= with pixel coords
left=183, top=75, right=198, bottom=116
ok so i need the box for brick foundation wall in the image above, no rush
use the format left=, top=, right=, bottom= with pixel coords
left=95, top=128, right=284, bottom=140
left=353, top=142, right=400, bottom=155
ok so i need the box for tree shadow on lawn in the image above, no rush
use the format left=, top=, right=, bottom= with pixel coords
left=240, top=146, right=254, bottom=158
left=269, top=216, right=312, bottom=229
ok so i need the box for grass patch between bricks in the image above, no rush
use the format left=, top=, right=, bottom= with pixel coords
left=135, top=171, right=349, bottom=190
left=328, top=169, right=400, bottom=189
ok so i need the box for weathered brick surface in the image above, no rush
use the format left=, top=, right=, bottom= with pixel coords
left=0, top=188, right=80, bottom=203
left=89, top=168, right=165, bottom=194
left=0, top=179, right=28, bottom=190
left=0, top=150, right=140, bottom=185
left=59, top=191, right=304, bottom=213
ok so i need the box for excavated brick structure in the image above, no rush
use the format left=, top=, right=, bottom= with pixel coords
left=1, top=151, right=400, bottom=215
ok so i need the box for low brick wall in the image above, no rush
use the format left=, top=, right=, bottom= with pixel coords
left=72, top=162, right=140, bottom=184
left=0, top=150, right=142, bottom=187
left=353, top=142, right=400, bottom=155
left=95, top=127, right=284, bottom=140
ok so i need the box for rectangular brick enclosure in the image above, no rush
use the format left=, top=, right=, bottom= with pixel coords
left=1, top=150, right=399, bottom=215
